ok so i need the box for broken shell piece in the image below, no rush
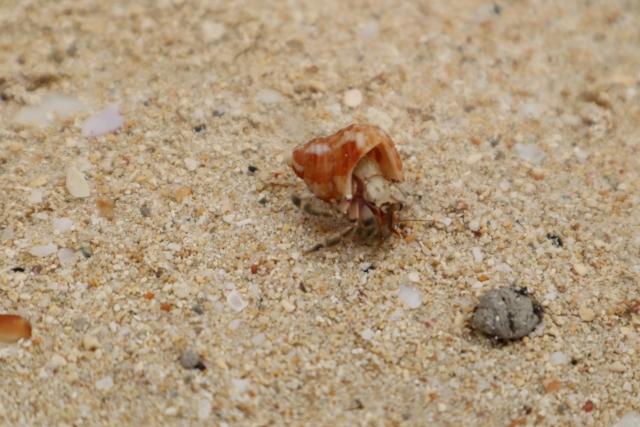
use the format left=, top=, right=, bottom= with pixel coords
left=290, top=124, right=403, bottom=203
left=0, top=314, right=32, bottom=343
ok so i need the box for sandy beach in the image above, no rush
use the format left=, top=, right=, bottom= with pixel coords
left=1, top=0, right=639, bottom=425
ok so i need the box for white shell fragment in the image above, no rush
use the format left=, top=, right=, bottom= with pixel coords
left=226, top=290, right=247, bottom=312
left=613, top=412, right=640, bottom=427
left=53, top=217, right=74, bottom=233
left=14, top=93, right=85, bottom=127
left=397, top=285, right=423, bottom=309
left=57, top=248, right=78, bottom=266
left=514, top=143, right=545, bottom=164
left=255, top=89, right=283, bottom=104
left=29, top=243, right=58, bottom=257
left=201, top=21, right=226, bottom=42
left=66, top=166, right=90, bottom=198
left=343, top=89, right=363, bottom=108
left=81, top=105, right=123, bottom=137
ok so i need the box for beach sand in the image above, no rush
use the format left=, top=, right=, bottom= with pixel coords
left=1, top=0, right=639, bottom=425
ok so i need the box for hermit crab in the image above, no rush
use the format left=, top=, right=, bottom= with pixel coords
left=289, top=124, right=405, bottom=252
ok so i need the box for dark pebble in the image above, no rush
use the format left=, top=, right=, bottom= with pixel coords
left=79, top=246, right=93, bottom=258
left=140, top=204, right=152, bottom=217
left=546, top=233, right=563, bottom=247
left=362, top=263, right=376, bottom=273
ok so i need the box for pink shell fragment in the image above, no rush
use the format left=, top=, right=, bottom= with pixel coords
left=82, top=105, right=123, bottom=137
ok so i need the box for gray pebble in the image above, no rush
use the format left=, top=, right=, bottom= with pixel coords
left=72, top=317, right=90, bottom=332
left=179, top=350, right=206, bottom=370
left=471, top=287, right=542, bottom=340
left=79, top=245, right=92, bottom=258
left=140, top=204, right=151, bottom=217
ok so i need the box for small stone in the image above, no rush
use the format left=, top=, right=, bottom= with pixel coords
left=140, top=204, right=151, bottom=217
left=228, top=319, right=241, bottom=330
left=529, top=168, right=546, bottom=180
left=466, top=153, right=483, bottom=164
left=226, top=290, right=247, bottom=312
left=1, top=227, right=14, bottom=241
left=30, top=175, right=48, bottom=187
left=29, top=243, right=57, bottom=257
left=358, top=20, right=379, bottom=39
left=514, top=143, right=545, bottom=164
left=546, top=233, right=563, bottom=247
left=251, top=333, right=266, bottom=346
left=578, top=305, right=596, bottom=322
left=255, top=89, right=283, bottom=104
left=47, top=354, right=67, bottom=370
left=343, top=89, right=363, bottom=108
left=471, top=287, right=543, bottom=340
left=81, top=105, right=123, bottom=137
left=79, top=246, right=93, bottom=258
left=613, top=412, right=640, bottom=427
left=96, top=198, right=115, bottom=220
left=397, top=285, right=422, bottom=309
left=174, top=186, right=193, bottom=203
left=201, top=21, right=226, bottom=42
left=365, top=107, right=392, bottom=130
left=361, top=328, right=374, bottom=341
left=95, top=376, right=114, bottom=391
left=549, top=351, right=569, bottom=365
left=173, top=283, right=190, bottom=299
left=573, top=147, right=589, bottom=162
left=573, top=263, right=588, bottom=276
left=28, top=188, right=43, bottom=204
left=468, top=218, right=481, bottom=232
left=179, top=350, right=206, bottom=370
left=14, top=93, right=85, bottom=127
left=544, top=378, right=562, bottom=393
left=57, top=248, right=77, bottom=266
left=0, top=314, right=32, bottom=343
left=609, top=361, right=625, bottom=373
left=53, top=217, right=74, bottom=233
left=281, top=299, right=296, bottom=313
left=66, top=166, right=90, bottom=198
left=184, top=158, right=198, bottom=171
left=197, top=398, right=212, bottom=420
left=407, top=271, right=421, bottom=283
left=72, top=317, right=90, bottom=332
left=471, top=246, right=484, bottom=263
left=82, top=334, right=100, bottom=351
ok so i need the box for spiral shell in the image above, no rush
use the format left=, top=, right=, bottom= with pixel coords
left=290, top=124, right=403, bottom=202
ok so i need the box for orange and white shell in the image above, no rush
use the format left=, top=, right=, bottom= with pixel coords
left=289, top=124, right=403, bottom=202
